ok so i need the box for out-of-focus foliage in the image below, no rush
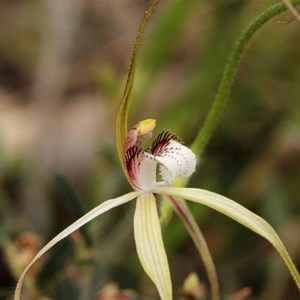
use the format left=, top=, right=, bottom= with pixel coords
left=0, top=0, right=299, bottom=299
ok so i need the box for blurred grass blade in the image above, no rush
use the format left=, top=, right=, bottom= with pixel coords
left=55, top=173, right=92, bottom=246
left=55, top=174, right=84, bottom=216
left=116, top=0, right=159, bottom=183
left=14, top=191, right=140, bottom=300
left=134, top=193, right=172, bottom=300
left=37, top=238, right=74, bottom=290
left=156, top=187, right=300, bottom=291
left=284, top=0, right=300, bottom=22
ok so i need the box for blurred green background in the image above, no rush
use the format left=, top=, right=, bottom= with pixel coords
left=0, top=0, right=299, bottom=299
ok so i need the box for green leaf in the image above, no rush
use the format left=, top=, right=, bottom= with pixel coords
left=14, top=191, right=140, bottom=300
left=156, top=187, right=300, bottom=291
left=134, top=193, right=172, bottom=300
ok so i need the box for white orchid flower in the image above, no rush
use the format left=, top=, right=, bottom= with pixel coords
left=14, top=119, right=300, bottom=300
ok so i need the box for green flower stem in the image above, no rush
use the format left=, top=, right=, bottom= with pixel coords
left=116, top=0, right=159, bottom=182
left=191, top=0, right=300, bottom=155
left=168, top=196, right=220, bottom=300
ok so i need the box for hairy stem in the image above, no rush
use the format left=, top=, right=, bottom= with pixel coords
left=191, top=0, right=300, bottom=155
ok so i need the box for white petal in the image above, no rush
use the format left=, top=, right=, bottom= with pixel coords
left=155, top=187, right=300, bottom=291
left=134, top=193, right=172, bottom=300
left=14, top=191, right=140, bottom=300
left=153, top=136, right=197, bottom=184
left=125, top=147, right=158, bottom=191
left=137, top=153, right=158, bottom=191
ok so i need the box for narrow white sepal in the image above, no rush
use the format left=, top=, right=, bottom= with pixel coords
left=14, top=191, right=140, bottom=300
left=134, top=193, right=172, bottom=300
left=155, top=187, right=300, bottom=291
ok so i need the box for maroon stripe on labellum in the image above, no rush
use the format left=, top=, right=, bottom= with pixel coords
left=151, top=131, right=183, bottom=155
left=125, top=146, right=141, bottom=169
left=125, top=146, right=142, bottom=185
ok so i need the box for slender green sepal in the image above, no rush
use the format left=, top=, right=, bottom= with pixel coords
left=156, top=187, right=300, bottom=291
left=134, top=193, right=172, bottom=300
left=116, top=0, right=160, bottom=185
left=14, top=191, right=140, bottom=300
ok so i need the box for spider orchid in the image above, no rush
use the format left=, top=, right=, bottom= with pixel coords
left=14, top=119, right=300, bottom=300
left=13, top=0, right=300, bottom=297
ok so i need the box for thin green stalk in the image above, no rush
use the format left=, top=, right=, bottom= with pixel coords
left=116, top=0, right=160, bottom=183
left=191, top=0, right=300, bottom=155
left=169, top=196, right=220, bottom=300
